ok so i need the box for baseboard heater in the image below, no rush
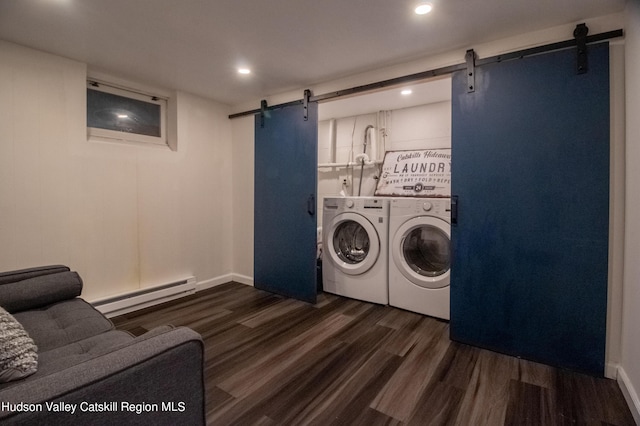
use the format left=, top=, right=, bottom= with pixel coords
left=92, top=276, right=197, bottom=318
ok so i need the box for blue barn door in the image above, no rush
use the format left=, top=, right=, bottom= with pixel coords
left=450, top=43, right=610, bottom=375
left=254, top=102, right=318, bottom=303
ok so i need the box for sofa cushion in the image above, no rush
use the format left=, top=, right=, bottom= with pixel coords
left=0, top=326, right=174, bottom=391
left=0, top=271, right=83, bottom=314
left=0, top=306, right=38, bottom=383
left=13, top=299, right=113, bottom=352
left=35, top=330, right=134, bottom=377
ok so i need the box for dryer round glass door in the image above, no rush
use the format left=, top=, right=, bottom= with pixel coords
left=327, top=212, right=380, bottom=275
left=392, top=216, right=450, bottom=289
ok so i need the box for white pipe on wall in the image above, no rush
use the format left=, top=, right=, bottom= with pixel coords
left=329, top=118, right=337, bottom=163
left=318, top=160, right=382, bottom=168
left=368, top=126, right=377, bottom=162
left=377, top=110, right=389, bottom=159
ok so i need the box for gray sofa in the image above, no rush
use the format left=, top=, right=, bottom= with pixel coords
left=0, top=265, right=205, bottom=425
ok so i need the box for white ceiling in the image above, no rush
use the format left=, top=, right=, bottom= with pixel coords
left=0, top=0, right=626, bottom=107
left=318, top=76, right=452, bottom=121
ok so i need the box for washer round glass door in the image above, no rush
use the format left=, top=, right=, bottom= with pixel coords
left=392, top=216, right=450, bottom=289
left=327, top=212, right=380, bottom=275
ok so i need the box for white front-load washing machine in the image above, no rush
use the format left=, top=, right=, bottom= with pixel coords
left=322, top=197, right=389, bottom=305
left=388, top=197, right=451, bottom=319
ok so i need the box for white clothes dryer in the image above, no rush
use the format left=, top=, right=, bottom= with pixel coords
left=388, top=197, right=451, bottom=319
left=322, top=197, right=389, bottom=305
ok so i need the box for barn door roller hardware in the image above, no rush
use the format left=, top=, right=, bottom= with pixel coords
left=303, top=89, right=312, bottom=121
left=465, top=49, right=476, bottom=93
left=574, top=23, right=589, bottom=74
left=260, top=99, right=267, bottom=128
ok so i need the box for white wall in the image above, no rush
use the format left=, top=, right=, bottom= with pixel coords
left=0, top=41, right=233, bottom=301
left=620, top=0, right=640, bottom=422
left=231, top=115, right=254, bottom=284
left=317, top=112, right=378, bottom=204
left=389, top=102, right=451, bottom=151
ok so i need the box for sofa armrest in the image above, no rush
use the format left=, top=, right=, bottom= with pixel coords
left=0, top=327, right=205, bottom=425
left=0, top=271, right=83, bottom=313
left=0, top=265, right=71, bottom=286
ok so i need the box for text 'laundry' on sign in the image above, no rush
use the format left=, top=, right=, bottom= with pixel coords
left=375, top=149, right=451, bottom=197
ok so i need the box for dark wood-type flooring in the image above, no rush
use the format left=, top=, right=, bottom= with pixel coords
left=112, top=282, right=636, bottom=426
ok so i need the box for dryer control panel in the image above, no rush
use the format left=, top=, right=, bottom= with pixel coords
left=390, top=197, right=451, bottom=220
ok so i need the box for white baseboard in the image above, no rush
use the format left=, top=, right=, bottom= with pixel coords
left=94, top=273, right=247, bottom=318
left=232, top=273, right=254, bottom=286
left=196, top=273, right=233, bottom=291
left=197, top=273, right=253, bottom=288
left=617, top=366, right=640, bottom=425
left=606, top=362, right=618, bottom=379
left=94, top=277, right=196, bottom=318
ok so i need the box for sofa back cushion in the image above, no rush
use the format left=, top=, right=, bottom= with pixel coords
left=0, top=271, right=82, bottom=314
left=0, top=265, right=70, bottom=285
left=0, top=306, right=38, bottom=383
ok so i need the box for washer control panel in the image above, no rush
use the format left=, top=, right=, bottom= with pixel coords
left=323, top=197, right=389, bottom=217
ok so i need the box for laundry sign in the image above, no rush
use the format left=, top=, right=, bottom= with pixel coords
left=375, top=148, right=451, bottom=197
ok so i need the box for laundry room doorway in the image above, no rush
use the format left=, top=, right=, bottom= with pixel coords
left=254, top=101, right=318, bottom=303
left=316, top=77, right=452, bottom=221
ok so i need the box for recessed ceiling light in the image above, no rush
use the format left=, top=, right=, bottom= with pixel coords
left=414, top=3, right=433, bottom=15
left=238, top=68, right=251, bottom=75
left=401, top=89, right=413, bottom=95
